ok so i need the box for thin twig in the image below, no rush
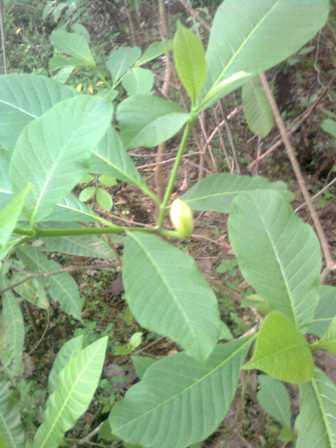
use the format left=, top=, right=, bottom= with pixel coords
left=0, top=263, right=114, bottom=295
left=259, top=73, right=336, bottom=277
left=295, top=176, right=336, bottom=212
left=0, top=0, right=7, bottom=73
left=177, top=0, right=211, bottom=31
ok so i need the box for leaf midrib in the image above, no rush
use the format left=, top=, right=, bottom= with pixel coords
left=0, top=98, right=37, bottom=119
left=312, top=376, right=335, bottom=447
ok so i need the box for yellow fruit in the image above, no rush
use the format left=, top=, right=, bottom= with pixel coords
left=169, top=199, right=194, bottom=238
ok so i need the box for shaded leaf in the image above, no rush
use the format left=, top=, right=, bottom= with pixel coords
left=121, top=68, right=154, bottom=96
left=33, top=337, right=107, bottom=448
left=228, top=190, right=321, bottom=328
left=110, top=338, right=252, bottom=448
left=242, top=77, right=274, bottom=138
left=257, top=375, right=292, bottom=427
left=48, top=335, right=84, bottom=393
left=106, top=47, right=141, bottom=84
left=50, top=29, right=95, bottom=67
left=123, top=232, right=221, bottom=360
left=296, top=368, right=336, bottom=448
left=117, top=95, right=189, bottom=149
left=0, top=382, right=24, bottom=448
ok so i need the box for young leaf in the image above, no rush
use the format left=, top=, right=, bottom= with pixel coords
left=182, top=173, right=289, bottom=213
left=50, top=29, right=95, bottom=67
left=257, top=375, right=292, bottom=428
left=0, top=381, right=25, bottom=448
left=122, top=232, right=221, bottom=361
left=296, top=368, right=336, bottom=448
left=110, top=338, right=252, bottom=448
left=0, top=184, right=30, bottom=247
left=244, top=312, right=314, bottom=384
left=117, top=95, right=190, bottom=149
left=204, top=0, right=330, bottom=107
left=228, top=190, right=321, bottom=329
left=10, top=95, right=113, bottom=223
left=313, top=318, right=336, bottom=355
left=96, top=188, right=113, bottom=210
left=79, top=186, right=96, bottom=203
left=0, top=292, right=25, bottom=375
left=18, top=247, right=83, bottom=320
left=173, top=22, right=206, bottom=105
left=48, top=335, right=84, bottom=393
left=308, top=286, right=336, bottom=337
left=242, top=77, right=274, bottom=138
left=0, top=74, right=76, bottom=149
left=106, top=47, right=141, bottom=84
left=136, top=40, right=172, bottom=66
left=41, top=235, right=116, bottom=259
left=121, top=68, right=154, bottom=96
left=33, top=337, right=108, bottom=448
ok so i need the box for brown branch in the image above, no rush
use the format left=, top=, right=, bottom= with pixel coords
left=248, top=81, right=331, bottom=171
left=177, top=0, right=211, bottom=32
left=259, top=73, right=336, bottom=278
left=154, top=0, right=172, bottom=201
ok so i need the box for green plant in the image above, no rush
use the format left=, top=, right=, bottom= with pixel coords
left=1, top=1, right=336, bottom=447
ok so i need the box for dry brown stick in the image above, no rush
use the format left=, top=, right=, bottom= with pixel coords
left=213, top=109, right=232, bottom=170
left=295, top=176, right=336, bottom=212
left=248, top=81, right=331, bottom=171
left=154, top=0, right=172, bottom=200
left=123, top=0, right=137, bottom=46
left=137, top=151, right=200, bottom=170
left=259, top=73, right=336, bottom=278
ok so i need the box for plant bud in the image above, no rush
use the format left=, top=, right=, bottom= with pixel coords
left=169, top=199, right=194, bottom=238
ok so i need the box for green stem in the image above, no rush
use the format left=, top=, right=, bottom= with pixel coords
left=14, top=224, right=179, bottom=240
left=157, top=121, right=193, bottom=227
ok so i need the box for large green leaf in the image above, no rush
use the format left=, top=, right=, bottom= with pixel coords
left=296, top=368, right=336, bottom=448
left=257, top=375, right=292, bottom=428
left=228, top=190, right=321, bottom=329
left=0, top=151, right=11, bottom=208
left=48, top=335, right=84, bottom=393
left=50, top=29, right=95, bottom=67
left=90, top=127, right=146, bottom=190
left=33, top=337, right=107, bottom=448
left=204, top=0, right=330, bottom=108
left=242, top=77, right=274, bottom=138
left=173, top=22, right=206, bottom=105
left=122, top=232, right=221, bottom=361
left=10, top=95, right=113, bottom=223
left=41, top=234, right=115, bottom=259
left=117, top=95, right=190, bottom=149
left=0, top=74, right=76, bottom=149
left=244, top=312, right=314, bottom=384
left=106, top=47, right=141, bottom=84
left=309, top=286, right=336, bottom=337
left=0, top=382, right=24, bottom=448
left=0, top=291, right=25, bottom=375
left=17, top=247, right=83, bottom=320
left=183, top=174, right=289, bottom=213
left=110, top=338, right=252, bottom=448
